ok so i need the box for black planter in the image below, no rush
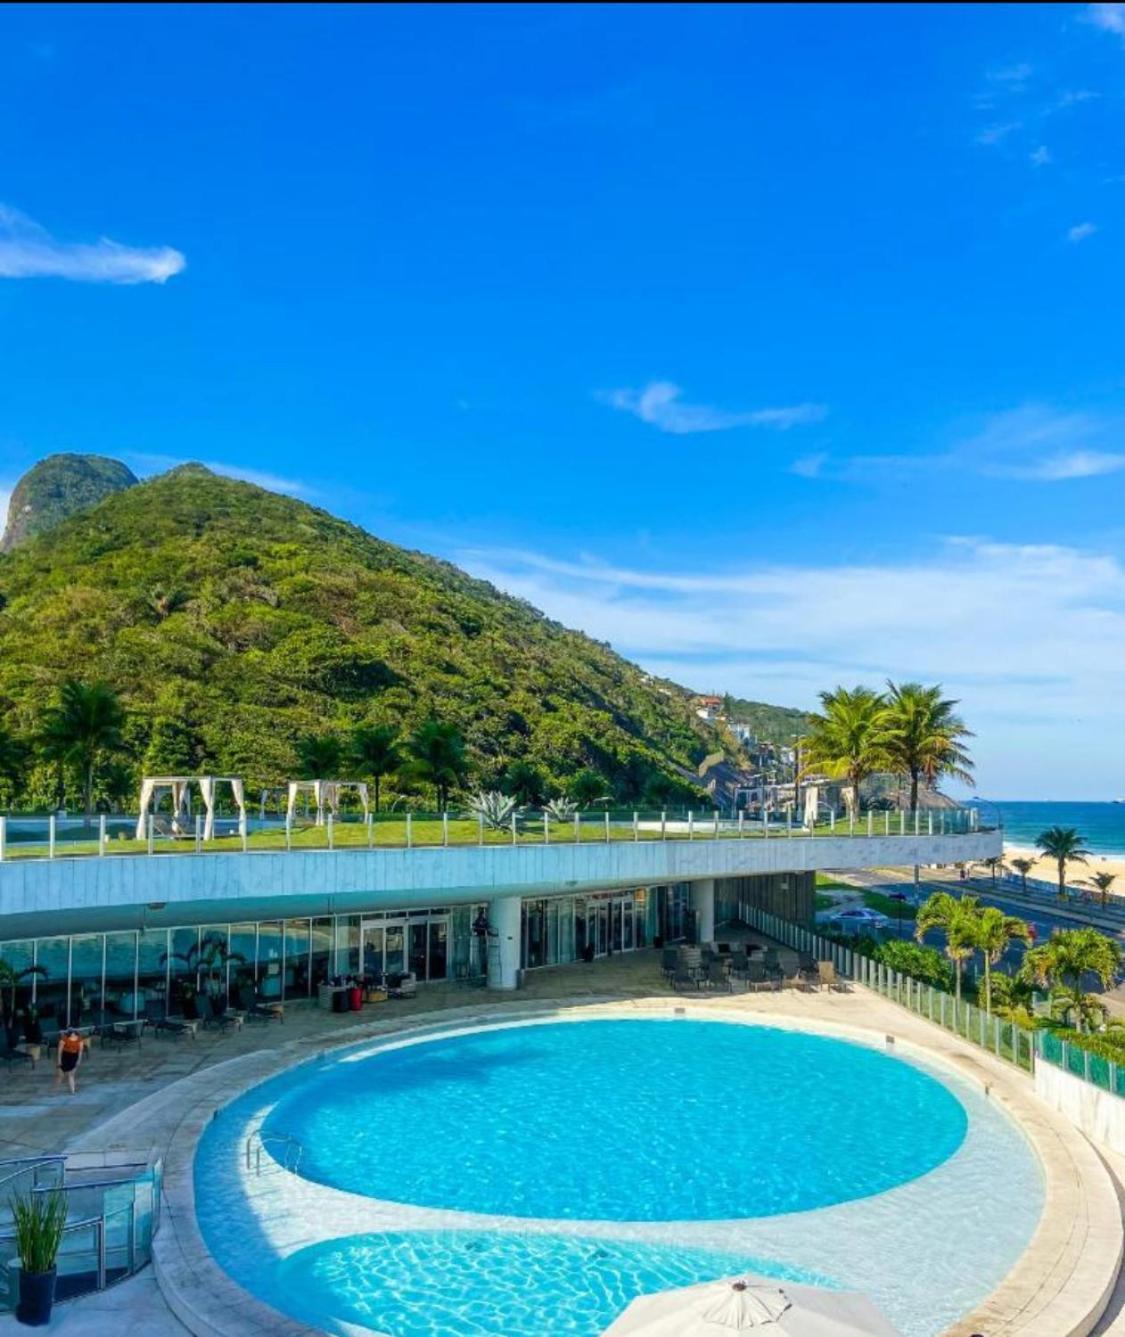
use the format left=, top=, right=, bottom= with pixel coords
left=16, top=1267, right=56, bottom=1326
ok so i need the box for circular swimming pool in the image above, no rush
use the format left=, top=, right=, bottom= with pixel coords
left=263, top=1017, right=967, bottom=1220
left=195, top=1013, right=1044, bottom=1337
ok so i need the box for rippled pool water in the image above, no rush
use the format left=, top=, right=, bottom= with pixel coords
left=264, top=1018, right=967, bottom=1219
left=273, top=1230, right=832, bottom=1337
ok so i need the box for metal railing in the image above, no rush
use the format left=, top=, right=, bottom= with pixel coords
left=0, top=1157, right=162, bottom=1313
left=0, top=804, right=994, bottom=864
left=244, top=1130, right=303, bottom=1176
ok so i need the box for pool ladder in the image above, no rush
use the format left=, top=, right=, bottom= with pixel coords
left=245, top=1130, right=304, bottom=1176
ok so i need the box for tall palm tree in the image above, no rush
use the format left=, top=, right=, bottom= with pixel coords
left=405, top=719, right=467, bottom=811
left=351, top=725, right=401, bottom=813
left=802, top=686, right=890, bottom=818
left=297, top=734, right=343, bottom=778
left=882, top=681, right=975, bottom=812
left=1010, top=857, right=1034, bottom=895
left=982, top=856, right=1003, bottom=887
left=1089, top=871, right=1117, bottom=908
left=1035, top=826, right=1090, bottom=902
left=1020, top=927, right=1123, bottom=1033
left=972, top=906, right=1031, bottom=1013
left=915, top=892, right=979, bottom=1007
left=38, top=680, right=125, bottom=822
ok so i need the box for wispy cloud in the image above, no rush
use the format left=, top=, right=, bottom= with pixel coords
left=0, top=205, right=185, bottom=284
left=123, top=452, right=315, bottom=498
left=988, top=62, right=1034, bottom=91
left=1067, top=221, right=1098, bottom=242
left=1029, top=145, right=1052, bottom=166
left=456, top=537, right=1125, bottom=794
left=796, top=404, right=1125, bottom=487
left=1086, top=3, right=1125, bottom=36
left=976, top=121, right=1021, bottom=146
left=601, top=382, right=826, bottom=435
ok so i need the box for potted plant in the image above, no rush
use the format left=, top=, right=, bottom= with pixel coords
left=12, top=1189, right=67, bottom=1326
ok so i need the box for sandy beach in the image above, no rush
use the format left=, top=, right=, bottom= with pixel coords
left=1003, top=842, right=1125, bottom=892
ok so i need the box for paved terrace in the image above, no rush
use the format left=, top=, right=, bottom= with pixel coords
left=1, top=937, right=1120, bottom=1337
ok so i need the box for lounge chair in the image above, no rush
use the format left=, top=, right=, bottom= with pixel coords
left=705, top=959, right=732, bottom=992
left=729, top=951, right=750, bottom=982
left=245, top=993, right=285, bottom=1023
left=388, top=972, right=417, bottom=999
left=819, top=961, right=848, bottom=992
left=672, top=965, right=701, bottom=991
left=660, top=947, right=679, bottom=979
left=745, top=961, right=770, bottom=992
left=203, top=993, right=240, bottom=1031
left=144, top=999, right=191, bottom=1039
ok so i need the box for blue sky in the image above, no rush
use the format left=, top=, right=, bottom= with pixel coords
left=2, top=3, right=1125, bottom=799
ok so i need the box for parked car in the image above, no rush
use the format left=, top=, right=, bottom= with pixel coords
left=827, top=906, right=890, bottom=932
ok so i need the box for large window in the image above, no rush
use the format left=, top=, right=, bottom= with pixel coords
left=70, top=936, right=103, bottom=1024
left=336, top=916, right=360, bottom=976
left=0, top=940, right=35, bottom=1026
left=311, top=918, right=334, bottom=987
left=36, top=938, right=70, bottom=1023
left=137, top=929, right=168, bottom=1018
left=428, top=920, right=448, bottom=981
left=257, top=922, right=283, bottom=999
left=198, top=925, right=231, bottom=1000
left=104, top=932, right=138, bottom=1018
left=408, top=922, right=428, bottom=980
left=229, top=924, right=257, bottom=1007
left=168, top=927, right=199, bottom=1014
left=284, top=919, right=311, bottom=999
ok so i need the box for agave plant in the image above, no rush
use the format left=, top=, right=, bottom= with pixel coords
left=467, top=790, right=519, bottom=832
left=543, top=796, right=577, bottom=822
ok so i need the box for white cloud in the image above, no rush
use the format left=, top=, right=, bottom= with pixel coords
left=456, top=537, right=1125, bottom=796
left=0, top=205, right=184, bottom=284
left=998, top=450, right=1125, bottom=480
left=988, top=63, right=1033, bottom=91
left=791, top=453, right=828, bottom=479
left=601, top=381, right=826, bottom=435
left=1086, top=3, right=1125, bottom=35
left=976, top=122, right=1021, bottom=146
left=1029, top=145, right=1052, bottom=166
left=1067, top=221, right=1098, bottom=243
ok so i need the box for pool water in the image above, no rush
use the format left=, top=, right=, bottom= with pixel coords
left=263, top=1018, right=968, bottom=1220
left=272, top=1230, right=834, bottom=1337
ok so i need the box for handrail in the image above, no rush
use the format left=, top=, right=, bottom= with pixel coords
left=245, top=1129, right=303, bottom=1175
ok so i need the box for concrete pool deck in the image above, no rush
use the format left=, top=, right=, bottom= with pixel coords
left=1, top=946, right=1122, bottom=1337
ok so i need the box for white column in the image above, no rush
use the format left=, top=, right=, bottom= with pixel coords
left=691, top=879, right=716, bottom=945
left=487, top=896, right=522, bottom=991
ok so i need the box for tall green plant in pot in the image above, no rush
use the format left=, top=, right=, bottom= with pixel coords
left=12, top=1189, right=66, bottom=1326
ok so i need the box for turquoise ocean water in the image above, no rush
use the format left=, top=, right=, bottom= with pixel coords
left=985, top=801, right=1125, bottom=856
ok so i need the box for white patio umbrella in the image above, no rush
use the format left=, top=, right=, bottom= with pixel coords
left=602, top=1276, right=901, bottom=1337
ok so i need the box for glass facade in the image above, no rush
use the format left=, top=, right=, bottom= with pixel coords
left=0, top=878, right=763, bottom=1023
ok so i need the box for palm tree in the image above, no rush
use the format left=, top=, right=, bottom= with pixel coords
left=297, top=734, right=343, bottom=778
left=802, top=686, right=890, bottom=818
left=569, top=768, right=608, bottom=807
left=972, top=906, right=1031, bottom=1013
left=1010, top=857, right=1034, bottom=895
left=915, top=892, right=980, bottom=1007
left=883, top=682, right=975, bottom=812
left=38, top=680, right=125, bottom=822
left=1035, top=826, right=1090, bottom=902
left=351, top=725, right=401, bottom=813
left=1020, top=927, right=1123, bottom=1033
left=502, top=760, right=545, bottom=807
left=405, top=719, right=467, bottom=811
left=1089, top=871, right=1117, bottom=908
left=982, top=856, right=1003, bottom=888
left=0, top=959, right=47, bottom=1026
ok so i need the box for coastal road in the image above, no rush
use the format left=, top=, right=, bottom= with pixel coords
left=820, top=867, right=1125, bottom=1001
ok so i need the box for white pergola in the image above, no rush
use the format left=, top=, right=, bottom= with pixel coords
left=135, top=775, right=247, bottom=842
left=286, top=779, right=370, bottom=827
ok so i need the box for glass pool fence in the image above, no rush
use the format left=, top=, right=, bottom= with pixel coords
left=0, top=803, right=995, bottom=863
left=743, top=906, right=1123, bottom=1098
left=0, top=1156, right=162, bottom=1313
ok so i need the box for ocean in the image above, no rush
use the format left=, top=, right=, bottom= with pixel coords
left=982, top=801, right=1125, bottom=858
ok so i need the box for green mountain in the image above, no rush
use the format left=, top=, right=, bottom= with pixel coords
left=723, top=696, right=812, bottom=743
left=1, top=454, right=137, bottom=553
left=0, top=462, right=741, bottom=806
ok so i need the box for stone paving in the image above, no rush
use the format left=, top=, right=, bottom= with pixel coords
left=1, top=941, right=1122, bottom=1337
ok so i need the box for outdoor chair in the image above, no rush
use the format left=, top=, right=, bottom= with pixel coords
left=101, top=1018, right=146, bottom=1047
left=799, top=960, right=821, bottom=991
left=0, top=1027, right=32, bottom=1069
left=705, top=959, right=733, bottom=992
left=819, top=961, right=847, bottom=992
left=144, top=999, right=191, bottom=1039
left=660, top=947, right=679, bottom=979
left=763, top=948, right=780, bottom=974
left=729, top=951, right=750, bottom=981
left=202, top=994, right=239, bottom=1032
left=745, top=962, right=770, bottom=992
left=388, top=972, right=417, bottom=999
left=672, top=965, right=701, bottom=991
left=246, top=992, right=285, bottom=1023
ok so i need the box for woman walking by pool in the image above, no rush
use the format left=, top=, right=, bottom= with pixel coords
left=55, top=1028, right=84, bottom=1095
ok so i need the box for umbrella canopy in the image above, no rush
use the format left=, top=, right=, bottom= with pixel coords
left=601, top=1275, right=901, bottom=1337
